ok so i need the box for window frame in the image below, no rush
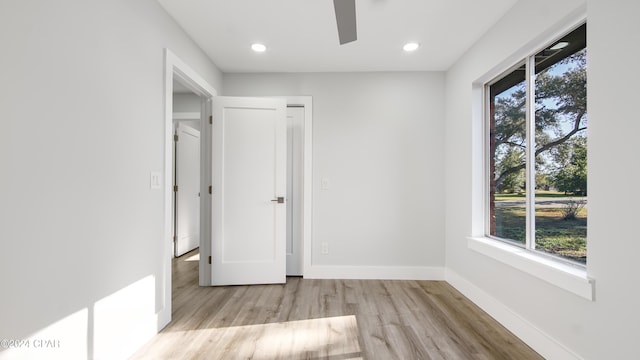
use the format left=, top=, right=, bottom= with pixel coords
left=467, top=18, right=594, bottom=301
left=483, top=60, right=528, bottom=250
left=483, top=22, right=588, bottom=268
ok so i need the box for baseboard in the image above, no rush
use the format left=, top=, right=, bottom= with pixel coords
left=158, top=308, right=171, bottom=332
left=445, top=269, right=583, bottom=360
left=304, top=265, right=445, bottom=280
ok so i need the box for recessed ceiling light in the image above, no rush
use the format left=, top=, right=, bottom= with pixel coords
left=403, top=42, right=420, bottom=52
left=550, top=41, right=569, bottom=51
left=251, top=43, right=267, bottom=53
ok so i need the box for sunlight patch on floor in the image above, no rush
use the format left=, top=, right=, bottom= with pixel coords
left=161, top=315, right=362, bottom=359
left=184, top=253, right=199, bottom=262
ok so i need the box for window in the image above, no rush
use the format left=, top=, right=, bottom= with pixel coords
left=487, top=24, right=587, bottom=265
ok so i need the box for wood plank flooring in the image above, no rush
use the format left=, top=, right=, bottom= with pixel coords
left=131, top=250, right=542, bottom=360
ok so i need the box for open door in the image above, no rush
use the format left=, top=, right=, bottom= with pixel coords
left=174, top=123, right=200, bottom=257
left=211, top=97, right=287, bottom=285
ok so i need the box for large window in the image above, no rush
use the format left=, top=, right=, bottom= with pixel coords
left=487, top=24, right=587, bottom=265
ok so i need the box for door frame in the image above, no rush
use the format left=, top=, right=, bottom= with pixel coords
left=161, top=49, right=216, bottom=330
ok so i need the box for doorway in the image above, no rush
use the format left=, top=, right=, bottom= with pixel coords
left=172, top=81, right=201, bottom=258
left=161, top=49, right=313, bottom=328
left=161, top=49, right=217, bottom=329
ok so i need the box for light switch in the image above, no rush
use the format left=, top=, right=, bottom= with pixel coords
left=150, top=172, right=162, bottom=189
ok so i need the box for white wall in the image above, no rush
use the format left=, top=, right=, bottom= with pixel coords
left=173, top=93, right=201, bottom=113
left=0, top=0, right=221, bottom=359
left=224, top=73, right=446, bottom=275
left=173, top=93, right=201, bottom=130
left=444, top=0, right=640, bottom=358
left=583, top=0, right=640, bottom=357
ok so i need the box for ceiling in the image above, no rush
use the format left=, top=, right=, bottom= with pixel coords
left=157, top=0, right=519, bottom=73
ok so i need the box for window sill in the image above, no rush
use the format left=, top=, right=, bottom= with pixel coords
left=467, top=236, right=595, bottom=301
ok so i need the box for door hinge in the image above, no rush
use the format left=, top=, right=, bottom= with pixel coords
left=174, top=185, right=178, bottom=192
left=173, top=235, right=177, bottom=242
left=209, top=115, right=213, bottom=125
left=208, top=256, right=212, bottom=264
left=174, top=134, right=178, bottom=141
left=208, top=185, right=212, bottom=194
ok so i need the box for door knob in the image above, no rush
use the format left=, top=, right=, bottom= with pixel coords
left=271, top=197, right=285, bottom=204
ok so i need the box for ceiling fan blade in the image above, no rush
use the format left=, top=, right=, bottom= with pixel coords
left=333, top=0, right=357, bottom=45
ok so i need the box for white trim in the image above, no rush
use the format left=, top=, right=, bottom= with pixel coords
left=162, top=49, right=217, bottom=331
left=200, top=99, right=213, bottom=287
left=525, top=54, right=536, bottom=250
left=172, top=112, right=200, bottom=120
left=474, top=5, right=587, bottom=86
left=166, top=50, right=217, bottom=97
left=305, top=266, right=445, bottom=280
left=446, top=269, right=584, bottom=360
left=468, top=237, right=594, bottom=300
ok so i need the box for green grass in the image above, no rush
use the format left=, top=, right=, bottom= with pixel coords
left=494, top=206, right=587, bottom=263
left=494, top=190, right=586, bottom=201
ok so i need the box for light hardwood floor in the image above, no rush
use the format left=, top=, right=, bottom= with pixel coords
left=131, top=250, right=542, bottom=359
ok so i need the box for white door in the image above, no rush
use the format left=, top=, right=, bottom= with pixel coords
left=211, top=97, right=287, bottom=285
left=174, top=123, right=200, bottom=257
left=286, top=106, right=304, bottom=276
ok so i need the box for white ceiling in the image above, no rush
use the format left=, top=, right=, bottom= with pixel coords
left=157, top=0, right=518, bottom=73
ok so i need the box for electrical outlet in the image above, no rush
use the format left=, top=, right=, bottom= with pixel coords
left=321, top=242, right=329, bottom=255
left=321, top=178, right=329, bottom=190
